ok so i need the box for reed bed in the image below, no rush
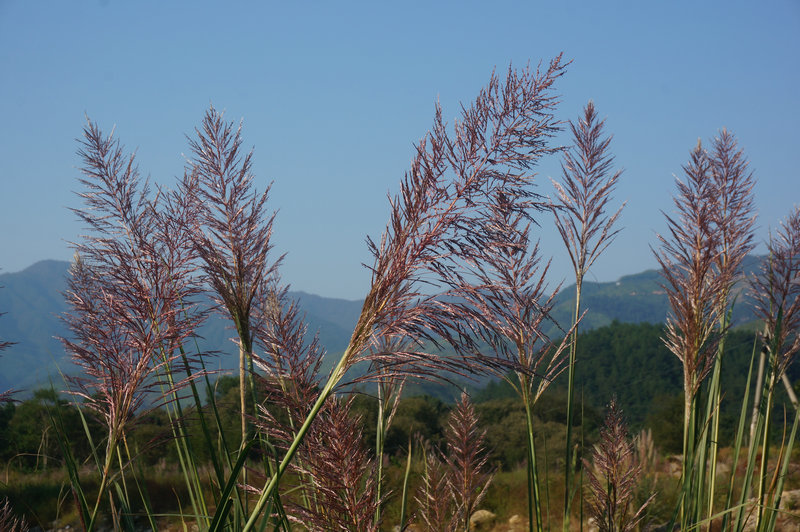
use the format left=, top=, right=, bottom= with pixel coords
left=0, top=58, right=798, bottom=532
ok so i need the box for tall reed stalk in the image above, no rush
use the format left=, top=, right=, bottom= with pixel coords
left=701, top=129, right=756, bottom=525
left=242, top=58, right=568, bottom=530
left=745, top=206, right=800, bottom=531
left=551, top=101, right=624, bottom=529
left=370, top=337, right=407, bottom=528
left=654, top=131, right=755, bottom=530
left=185, top=107, right=283, bottom=452
left=62, top=121, right=204, bottom=529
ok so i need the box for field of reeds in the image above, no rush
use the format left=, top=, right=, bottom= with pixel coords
left=1, top=58, right=799, bottom=531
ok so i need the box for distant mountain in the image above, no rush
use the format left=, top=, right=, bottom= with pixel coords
left=0, top=260, right=71, bottom=391
left=0, top=261, right=363, bottom=393
left=0, top=256, right=766, bottom=394
left=547, top=254, right=763, bottom=336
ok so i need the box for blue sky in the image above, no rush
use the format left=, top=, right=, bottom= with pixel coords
left=1, top=1, right=798, bottom=299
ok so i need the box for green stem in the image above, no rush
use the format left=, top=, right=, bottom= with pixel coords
left=88, top=436, right=117, bottom=531
left=239, top=342, right=248, bottom=447
left=681, top=384, right=698, bottom=531
left=374, top=380, right=386, bottom=527
left=522, top=379, right=544, bottom=532
left=399, top=438, right=413, bottom=530
left=756, top=372, right=776, bottom=529
left=704, top=329, right=727, bottom=529
left=563, top=277, right=582, bottom=531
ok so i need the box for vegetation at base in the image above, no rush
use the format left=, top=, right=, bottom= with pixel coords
left=2, top=320, right=799, bottom=527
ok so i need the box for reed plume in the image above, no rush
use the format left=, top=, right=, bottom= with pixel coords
left=416, top=440, right=456, bottom=532
left=445, top=186, right=571, bottom=532
left=352, top=59, right=567, bottom=381
left=253, top=287, right=326, bottom=457
left=288, top=397, right=381, bottom=531
left=708, top=129, right=756, bottom=290
left=62, top=120, right=203, bottom=527
left=415, top=393, right=493, bottom=532
left=654, top=131, right=756, bottom=529
left=655, top=131, right=755, bottom=421
left=185, top=106, right=283, bottom=447
left=583, top=400, right=653, bottom=532
left=65, top=123, right=201, bottom=426
left=244, top=58, right=569, bottom=528
left=654, top=140, right=728, bottom=430
left=551, top=101, right=624, bottom=281
left=443, top=392, right=494, bottom=530
left=550, top=101, right=624, bottom=527
left=751, top=206, right=800, bottom=378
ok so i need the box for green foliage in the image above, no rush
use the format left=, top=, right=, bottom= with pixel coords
left=384, top=395, right=449, bottom=456
left=0, top=402, right=14, bottom=461
left=645, top=394, right=684, bottom=454
left=2, top=389, right=100, bottom=470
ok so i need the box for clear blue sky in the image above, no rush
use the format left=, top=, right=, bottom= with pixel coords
left=1, top=1, right=798, bottom=299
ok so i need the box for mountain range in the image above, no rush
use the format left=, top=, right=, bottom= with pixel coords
left=0, top=257, right=765, bottom=394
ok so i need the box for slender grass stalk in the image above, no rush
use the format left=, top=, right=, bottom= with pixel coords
left=373, top=373, right=403, bottom=527
left=209, top=440, right=257, bottom=532
left=551, top=101, right=624, bottom=530
left=521, top=378, right=544, bottom=532
left=765, top=405, right=800, bottom=531
left=184, top=107, right=283, bottom=453
left=756, top=362, right=777, bottom=529
left=399, top=438, right=413, bottom=530
left=750, top=330, right=769, bottom=444
left=375, top=381, right=386, bottom=525
left=88, top=435, right=117, bottom=530
left=47, top=394, right=92, bottom=529
left=702, top=331, right=725, bottom=525
left=370, top=338, right=406, bottom=527
left=721, top=335, right=757, bottom=532
left=654, top=130, right=755, bottom=530
left=123, top=436, right=159, bottom=532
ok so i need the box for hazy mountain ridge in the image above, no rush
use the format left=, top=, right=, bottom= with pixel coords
left=0, top=257, right=765, bottom=393
left=0, top=261, right=364, bottom=393
left=548, top=254, right=762, bottom=335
